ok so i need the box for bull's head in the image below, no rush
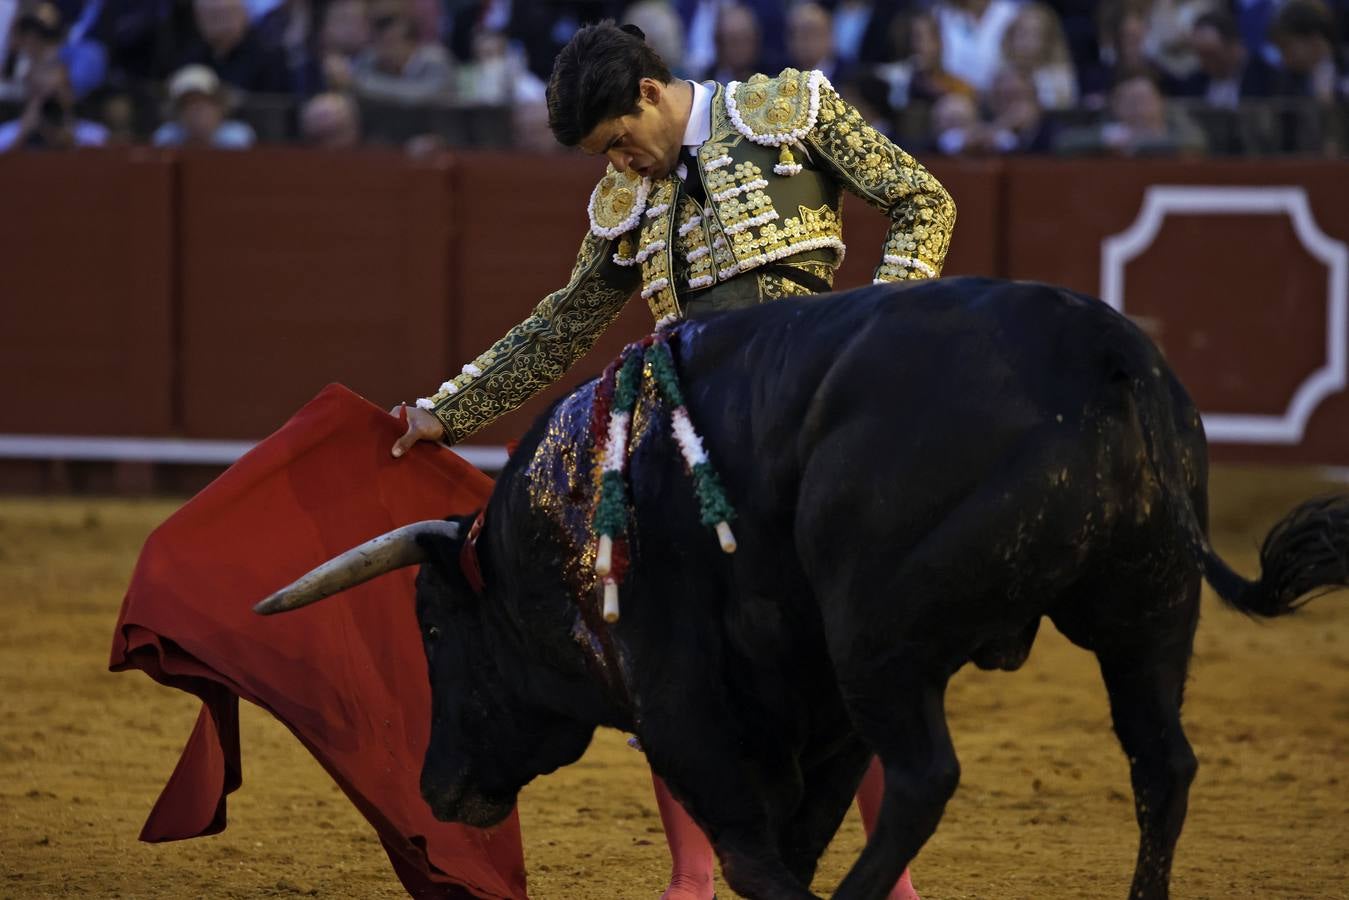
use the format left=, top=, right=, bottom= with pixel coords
left=253, top=517, right=596, bottom=828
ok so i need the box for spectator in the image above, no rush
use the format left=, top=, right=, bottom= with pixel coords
left=153, top=64, right=256, bottom=147
left=1045, top=0, right=1102, bottom=78
left=1171, top=9, right=1275, bottom=108
left=832, top=0, right=870, bottom=65
left=93, top=1, right=178, bottom=84
left=407, top=0, right=443, bottom=46
left=986, top=65, right=1057, bottom=151
left=874, top=10, right=976, bottom=110
left=175, top=0, right=293, bottom=94
left=1269, top=0, right=1348, bottom=104
left=255, top=0, right=323, bottom=95
left=933, top=0, right=1021, bottom=93
left=1081, top=1, right=1171, bottom=109
left=679, top=0, right=785, bottom=77
left=456, top=27, right=543, bottom=105
left=1002, top=2, right=1079, bottom=110
left=316, top=0, right=371, bottom=92
left=624, top=0, right=685, bottom=76
left=700, top=3, right=762, bottom=84
left=511, top=90, right=562, bottom=153
left=99, top=91, right=136, bottom=144
left=0, top=59, right=107, bottom=150
left=1057, top=73, right=1208, bottom=154
left=1142, top=0, right=1217, bottom=81
left=505, top=2, right=629, bottom=83
left=1, top=2, right=106, bottom=101
left=929, top=90, right=990, bottom=154
left=1, top=3, right=59, bottom=102
left=786, top=1, right=842, bottom=82
left=929, top=66, right=1054, bottom=155
left=351, top=13, right=452, bottom=104
left=299, top=89, right=361, bottom=147
left=831, top=0, right=908, bottom=67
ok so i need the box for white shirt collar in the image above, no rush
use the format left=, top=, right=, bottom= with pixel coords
left=682, top=79, right=714, bottom=150
left=675, top=80, right=714, bottom=182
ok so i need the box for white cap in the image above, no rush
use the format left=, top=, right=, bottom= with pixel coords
left=168, top=65, right=222, bottom=105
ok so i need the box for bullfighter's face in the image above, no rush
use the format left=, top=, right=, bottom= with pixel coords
left=579, top=77, right=684, bottom=181
left=413, top=522, right=594, bottom=827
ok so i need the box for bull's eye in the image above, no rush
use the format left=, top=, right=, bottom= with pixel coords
left=426, top=625, right=441, bottom=642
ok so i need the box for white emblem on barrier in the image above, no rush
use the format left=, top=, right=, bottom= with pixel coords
left=1101, top=185, right=1348, bottom=445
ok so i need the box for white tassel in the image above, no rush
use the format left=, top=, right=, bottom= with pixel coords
left=596, top=534, right=614, bottom=577
left=602, top=578, right=621, bottom=623
left=715, top=521, right=737, bottom=554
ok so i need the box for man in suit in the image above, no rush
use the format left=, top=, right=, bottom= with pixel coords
left=1172, top=9, right=1275, bottom=108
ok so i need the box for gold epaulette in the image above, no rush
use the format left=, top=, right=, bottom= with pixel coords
left=724, top=68, right=829, bottom=147
left=588, top=165, right=650, bottom=239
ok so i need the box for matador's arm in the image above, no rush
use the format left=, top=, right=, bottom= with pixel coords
left=802, top=78, right=956, bottom=283
left=416, top=231, right=639, bottom=444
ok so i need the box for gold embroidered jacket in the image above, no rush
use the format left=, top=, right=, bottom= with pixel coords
left=420, top=68, right=956, bottom=444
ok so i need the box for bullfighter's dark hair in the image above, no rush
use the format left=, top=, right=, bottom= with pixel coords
left=547, top=20, right=673, bottom=147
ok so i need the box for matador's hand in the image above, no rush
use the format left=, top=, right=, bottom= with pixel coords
left=390, top=404, right=445, bottom=458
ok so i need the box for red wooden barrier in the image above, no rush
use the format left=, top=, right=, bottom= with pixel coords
left=0, top=150, right=175, bottom=436
left=175, top=148, right=455, bottom=439
left=1004, top=160, right=1349, bottom=464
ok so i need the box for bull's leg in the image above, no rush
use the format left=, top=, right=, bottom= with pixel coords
left=1098, top=648, right=1197, bottom=900
left=1052, top=573, right=1201, bottom=900
left=830, top=673, right=958, bottom=900
left=776, top=735, right=873, bottom=888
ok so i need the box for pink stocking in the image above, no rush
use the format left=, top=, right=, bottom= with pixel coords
left=857, top=756, right=920, bottom=900
left=652, top=772, right=716, bottom=900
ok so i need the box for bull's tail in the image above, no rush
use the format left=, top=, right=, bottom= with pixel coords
left=1198, top=495, right=1349, bottom=618
left=1102, top=305, right=1349, bottom=619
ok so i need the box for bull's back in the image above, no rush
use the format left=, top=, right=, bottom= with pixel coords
left=666, top=278, right=1203, bottom=576
left=675, top=278, right=1166, bottom=478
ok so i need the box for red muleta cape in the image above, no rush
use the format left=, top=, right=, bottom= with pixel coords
left=109, top=384, right=528, bottom=900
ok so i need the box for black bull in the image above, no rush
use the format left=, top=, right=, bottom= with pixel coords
left=257, top=277, right=1349, bottom=900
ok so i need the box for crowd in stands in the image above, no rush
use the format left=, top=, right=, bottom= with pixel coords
left=0, top=0, right=1345, bottom=155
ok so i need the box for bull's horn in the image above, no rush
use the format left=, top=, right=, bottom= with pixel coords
left=253, top=519, right=461, bottom=615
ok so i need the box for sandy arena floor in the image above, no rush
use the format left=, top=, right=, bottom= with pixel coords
left=1, top=466, right=1346, bottom=899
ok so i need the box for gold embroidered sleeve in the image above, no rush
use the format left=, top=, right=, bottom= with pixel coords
left=803, top=82, right=956, bottom=283
left=419, top=231, right=639, bottom=444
